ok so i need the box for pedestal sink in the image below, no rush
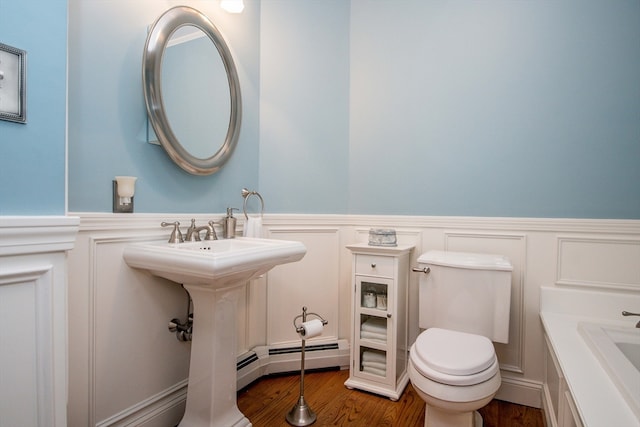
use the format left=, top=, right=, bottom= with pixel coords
left=123, top=237, right=306, bottom=427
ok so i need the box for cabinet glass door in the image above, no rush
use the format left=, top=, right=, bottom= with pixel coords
left=354, top=277, right=393, bottom=385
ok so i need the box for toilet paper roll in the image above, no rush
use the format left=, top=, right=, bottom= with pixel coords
left=298, top=319, right=324, bottom=339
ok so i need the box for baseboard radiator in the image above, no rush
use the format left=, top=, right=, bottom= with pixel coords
left=237, top=339, right=351, bottom=390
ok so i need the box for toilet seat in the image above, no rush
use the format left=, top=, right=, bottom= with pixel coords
left=410, top=328, right=498, bottom=386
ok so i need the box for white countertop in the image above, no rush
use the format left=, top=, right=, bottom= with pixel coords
left=540, top=286, right=640, bottom=427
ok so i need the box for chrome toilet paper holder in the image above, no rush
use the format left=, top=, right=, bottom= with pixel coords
left=292, top=306, right=328, bottom=335
left=287, top=306, right=328, bottom=426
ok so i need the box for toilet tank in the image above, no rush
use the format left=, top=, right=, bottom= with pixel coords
left=417, top=250, right=513, bottom=344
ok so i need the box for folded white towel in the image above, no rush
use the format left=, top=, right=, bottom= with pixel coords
left=362, top=360, right=386, bottom=371
left=362, top=350, right=386, bottom=364
left=360, top=331, right=387, bottom=341
left=362, top=366, right=386, bottom=377
left=361, top=318, right=387, bottom=334
left=243, top=216, right=263, bottom=238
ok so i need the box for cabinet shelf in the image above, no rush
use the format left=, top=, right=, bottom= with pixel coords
left=359, top=339, right=387, bottom=351
left=344, top=243, right=414, bottom=401
left=360, top=307, right=388, bottom=317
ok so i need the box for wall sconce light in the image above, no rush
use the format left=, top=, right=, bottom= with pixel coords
left=113, top=176, right=137, bottom=213
left=220, top=0, right=244, bottom=13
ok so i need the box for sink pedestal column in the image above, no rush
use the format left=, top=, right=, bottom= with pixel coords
left=178, top=283, right=251, bottom=427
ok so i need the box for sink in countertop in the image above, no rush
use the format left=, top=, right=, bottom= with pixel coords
left=578, top=322, right=640, bottom=418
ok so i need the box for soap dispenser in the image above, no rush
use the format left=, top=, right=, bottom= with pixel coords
left=222, top=208, right=238, bottom=239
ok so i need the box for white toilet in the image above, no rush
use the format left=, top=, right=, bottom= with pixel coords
left=408, top=250, right=513, bottom=427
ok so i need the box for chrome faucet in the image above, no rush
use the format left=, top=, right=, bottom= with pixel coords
left=197, top=221, right=218, bottom=241
left=185, top=219, right=218, bottom=241
left=162, top=220, right=217, bottom=244
left=621, top=311, right=640, bottom=328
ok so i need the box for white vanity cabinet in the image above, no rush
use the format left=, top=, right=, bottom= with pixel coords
left=344, top=243, right=414, bottom=400
left=543, top=334, right=584, bottom=427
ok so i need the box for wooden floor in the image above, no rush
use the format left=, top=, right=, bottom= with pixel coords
left=237, top=369, right=545, bottom=427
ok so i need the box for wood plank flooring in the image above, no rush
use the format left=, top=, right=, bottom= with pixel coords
left=237, top=369, right=545, bottom=427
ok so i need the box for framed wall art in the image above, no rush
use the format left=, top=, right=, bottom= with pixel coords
left=0, top=42, right=27, bottom=124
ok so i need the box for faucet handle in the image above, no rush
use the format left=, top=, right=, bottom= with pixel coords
left=203, top=220, right=218, bottom=240
left=161, top=221, right=184, bottom=244
left=185, top=219, right=201, bottom=242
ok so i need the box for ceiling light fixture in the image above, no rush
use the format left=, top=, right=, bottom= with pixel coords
left=220, top=0, right=244, bottom=13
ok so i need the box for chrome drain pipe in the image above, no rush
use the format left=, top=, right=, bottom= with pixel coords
left=168, top=285, right=193, bottom=341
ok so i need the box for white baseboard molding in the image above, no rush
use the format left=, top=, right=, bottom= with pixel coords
left=96, top=380, right=187, bottom=427
left=495, top=374, right=543, bottom=409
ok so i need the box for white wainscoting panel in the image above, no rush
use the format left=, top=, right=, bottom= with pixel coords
left=90, top=236, right=191, bottom=425
left=556, top=236, right=640, bottom=291
left=266, top=227, right=341, bottom=345
left=0, top=216, right=78, bottom=427
left=69, top=229, right=192, bottom=427
left=0, top=266, right=51, bottom=427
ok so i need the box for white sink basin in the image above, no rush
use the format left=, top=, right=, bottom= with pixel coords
left=579, top=322, right=640, bottom=419
left=123, top=237, right=306, bottom=288
left=123, top=236, right=306, bottom=427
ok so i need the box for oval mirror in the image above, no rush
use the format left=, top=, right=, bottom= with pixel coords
left=143, top=6, right=241, bottom=175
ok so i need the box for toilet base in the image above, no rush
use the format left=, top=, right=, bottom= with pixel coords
left=474, top=411, right=482, bottom=427
left=408, top=356, right=499, bottom=427
left=424, top=402, right=486, bottom=427
left=417, top=384, right=493, bottom=427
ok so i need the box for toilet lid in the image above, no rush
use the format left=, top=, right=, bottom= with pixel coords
left=413, top=328, right=496, bottom=376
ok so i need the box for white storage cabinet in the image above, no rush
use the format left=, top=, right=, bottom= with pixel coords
left=344, top=243, right=413, bottom=400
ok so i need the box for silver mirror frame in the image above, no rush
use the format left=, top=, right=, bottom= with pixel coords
left=143, top=6, right=242, bottom=175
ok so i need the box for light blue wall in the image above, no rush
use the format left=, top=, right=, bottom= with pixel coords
left=348, top=0, right=640, bottom=218
left=6, top=1, right=637, bottom=218
left=67, top=0, right=261, bottom=213
left=259, top=0, right=351, bottom=213
left=0, top=0, right=67, bottom=215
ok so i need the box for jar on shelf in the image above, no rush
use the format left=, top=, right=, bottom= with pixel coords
left=363, top=290, right=376, bottom=308
left=376, top=292, right=387, bottom=310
